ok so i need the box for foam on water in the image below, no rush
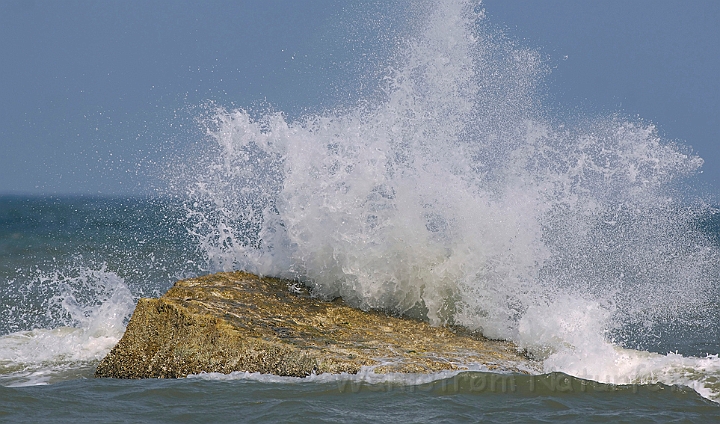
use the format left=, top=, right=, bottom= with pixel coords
left=188, top=367, right=470, bottom=386
left=0, top=266, right=134, bottom=386
left=171, top=0, right=720, bottom=401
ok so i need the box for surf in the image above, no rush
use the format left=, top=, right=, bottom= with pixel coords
left=0, top=265, right=133, bottom=386
left=167, top=0, right=720, bottom=402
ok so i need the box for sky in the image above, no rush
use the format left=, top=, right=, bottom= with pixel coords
left=0, top=0, right=718, bottom=196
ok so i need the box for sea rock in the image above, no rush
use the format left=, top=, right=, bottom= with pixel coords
left=95, top=271, right=533, bottom=378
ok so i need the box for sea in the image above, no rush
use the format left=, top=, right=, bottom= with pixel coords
left=2, top=1, right=720, bottom=422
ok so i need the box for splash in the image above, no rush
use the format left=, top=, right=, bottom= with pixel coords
left=173, top=0, right=720, bottom=401
left=0, top=265, right=134, bottom=386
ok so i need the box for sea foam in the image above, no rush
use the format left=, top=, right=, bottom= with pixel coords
left=173, top=0, right=720, bottom=401
left=0, top=266, right=133, bottom=386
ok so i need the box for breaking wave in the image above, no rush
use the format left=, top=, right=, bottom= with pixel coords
left=171, top=0, right=720, bottom=401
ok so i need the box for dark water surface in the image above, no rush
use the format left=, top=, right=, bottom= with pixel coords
left=2, top=373, right=719, bottom=423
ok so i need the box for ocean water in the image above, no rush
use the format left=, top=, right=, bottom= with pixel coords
left=3, top=0, right=720, bottom=421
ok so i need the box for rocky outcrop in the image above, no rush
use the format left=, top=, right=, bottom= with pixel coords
left=95, top=271, right=533, bottom=378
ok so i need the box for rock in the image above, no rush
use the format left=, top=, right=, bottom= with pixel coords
left=95, top=271, right=534, bottom=378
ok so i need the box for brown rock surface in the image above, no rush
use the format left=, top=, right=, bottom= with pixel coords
left=95, top=271, right=534, bottom=378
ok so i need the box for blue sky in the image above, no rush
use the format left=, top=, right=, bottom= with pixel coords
left=1, top=0, right=718, bottom=196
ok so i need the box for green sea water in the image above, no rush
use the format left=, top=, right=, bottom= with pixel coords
left=2, top=372, right=719, bottom=423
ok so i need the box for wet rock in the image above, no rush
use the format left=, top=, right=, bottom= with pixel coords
left=95, top=271, right=533, bottom=378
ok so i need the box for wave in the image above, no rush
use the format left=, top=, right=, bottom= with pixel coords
left=187, top=367, right=713, bottom=401
left=167, top=0, right=720, bottom=401
left=0, top=266, right=134, bottom=386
